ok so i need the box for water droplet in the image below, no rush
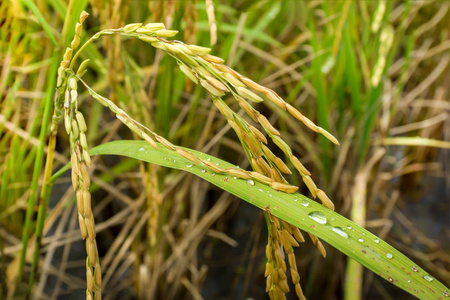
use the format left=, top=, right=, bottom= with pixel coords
left=407, top=280, right=411, bottom=283
left=388, top=277, right=394, bottom=283
left=386, top=253, right=393, bottom=259
left=211, top=173, right=215, bottom=176
left=374, top=238, right=380, bottom=244
left=301, top=200, right=309, bottom=207
left=294, top=198, right=298, bottom=202
left=358, top=238, right=364, bottom=243
left=201, top=169, right=206, bottom=173
left=138, top=147, right=145, bottom=151
left=443, top=290, right=448, bottom=297
left=216, top=162, right=219, bottom=166
left=347, top=225, right=352, bottom=229
left=268, top=194, right=272, bottom=197
left=186, top=164, right=193, bottom=168
left=246, top=180, right=254, bottom=186
left=233, top=177, right=237, bottom=179
left=331, top=227, right=349, bottom=239
left=308, top=211, right=327, bottom=225
left=423, top=275, right=434, bottom=282
left=206, top=158, right=210, bottom=161
left=258, top=188, right=264, bottom=192
left=411, top=266, right=418, bottom=272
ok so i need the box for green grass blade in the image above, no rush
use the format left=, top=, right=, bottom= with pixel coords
left=15, top=49, right=59, bottom=295
left=21, top=0, right=58, bottom=46
left=90, top=140, right=449, bottom=300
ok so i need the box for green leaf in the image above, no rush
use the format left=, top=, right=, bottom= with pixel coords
left=90, top=140, right=449, bottom=299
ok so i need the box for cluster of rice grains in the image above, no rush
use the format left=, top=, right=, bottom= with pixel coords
left=62, top=18, right=339, bottom=299
left=56, top=12, right=102, bottom=300
left=117, top=22, right=338, bottom=300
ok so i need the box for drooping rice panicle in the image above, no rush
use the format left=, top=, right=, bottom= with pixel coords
left=64, top=19, right=341, bottom=300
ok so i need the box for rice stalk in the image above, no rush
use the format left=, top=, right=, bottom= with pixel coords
left=54, top=14, right=341, bottom=299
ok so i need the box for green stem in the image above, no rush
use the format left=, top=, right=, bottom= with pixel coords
left=60, top=0, right=77, bottom=45
left=27, top=132, right=57, bottom=297
left=69, top=29, right=120, bottom=69
left=14, top=50, right=59, bottom=297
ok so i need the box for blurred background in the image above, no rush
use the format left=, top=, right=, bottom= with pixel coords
left=0, top=0, right=449, bottom=299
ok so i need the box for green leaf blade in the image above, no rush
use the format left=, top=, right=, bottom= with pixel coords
left=90, top=140, right=449, bottom=300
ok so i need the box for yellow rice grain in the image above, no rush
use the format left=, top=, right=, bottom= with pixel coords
left=86, top=267, right=94, bottom=291
left=142, top=132, right=158, bottom=149
left=206, top=76, right=229, bottom=92
left=290, top=155, right=311, bottom=176
left=258, top=115, right=280, bottom=136
left=203, top=54, right=224, bottom=64
left=279, top=278, right=290, bottom=293
left=249, top=171, right=274, bottom=184
left=316, top=189, right=335, bottom=210
left=176, top=148, right=198, bottom=163
left=317, top=240, right=326, bottom=258
left=273, top=157, right=292, bottom=174
left=302, top=175, right=317, bottom=198
left=155, top=135, right=175, bottom=150
left=83, top=190, right=92, bottom=218
left=237, top=86, right=264, bottom=103
left=264, top=89, right=286, bottom=110
left=318, top=126, right=340, bottom=145
left=292, top=227, right=305, bottom=243
left=78, top=213, right=87, bottom=239
left=270, top=182, right=298, bottom=193
left=240, top=77, right=266, bottom=93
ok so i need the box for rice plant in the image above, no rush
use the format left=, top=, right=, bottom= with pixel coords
left=1, top=1, right=449, bottom=299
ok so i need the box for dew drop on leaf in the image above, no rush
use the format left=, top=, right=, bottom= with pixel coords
left=201, top=169, right=206, bottom=173
left=308, top=211, right=327, bottom=224
left=331, top=227, right=349, bottom=239
left=374, top=238, right=380, bottom=244
left=386, top=253, right=393, bottom=259
left=301, top=200, right=309, bottom=207
left=358, top=238, right=364, bottom=243
left=138, top=147, right=145, bottom=151
left=423, top=275, right=434, bottom=282
left=246, top=179, right=255, bottom=186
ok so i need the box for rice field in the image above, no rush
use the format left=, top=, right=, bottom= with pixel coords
left=0, top=1, right=449, bottom=299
